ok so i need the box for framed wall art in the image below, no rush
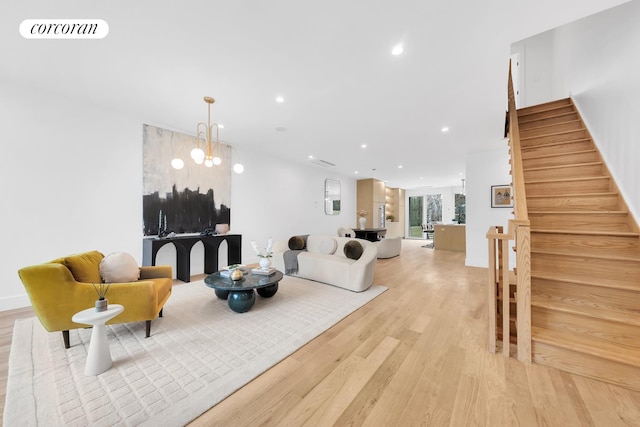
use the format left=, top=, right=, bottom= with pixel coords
left=491, top=185, right=513, bottom=208
left=142, top=124, right=232, bottom=236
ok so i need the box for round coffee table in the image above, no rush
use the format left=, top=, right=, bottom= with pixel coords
left=204, top=269, right=284, bottom=313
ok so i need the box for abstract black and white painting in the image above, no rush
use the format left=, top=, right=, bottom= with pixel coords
left=142, top=124, right=231, bottom=236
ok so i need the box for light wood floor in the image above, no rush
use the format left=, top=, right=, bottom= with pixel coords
left=2, top=240, right=640, bottom=426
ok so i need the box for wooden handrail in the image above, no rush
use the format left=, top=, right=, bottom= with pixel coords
left=507, top=61, right=528, bottom=221
left=485, top=61, right=532, bottom=363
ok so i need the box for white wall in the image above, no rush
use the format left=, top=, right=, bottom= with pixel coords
left=1, top=79, right=355, bottom=311
left=510, top=30, right=555, bottom=108
left=465, top=148, right=514, bottom=268
left=512, top=0, right=640, bottom=221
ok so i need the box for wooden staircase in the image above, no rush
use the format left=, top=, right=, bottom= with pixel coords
left=517, top=98, right=640, bottom=390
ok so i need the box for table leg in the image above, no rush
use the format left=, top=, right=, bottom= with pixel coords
left=257, top=283, right=279, bottom=298
left=228, top=290, right=255, bottom=313
left=85, top=324, right=113, bottom=376
left=215, top=289, right=230, bottom=300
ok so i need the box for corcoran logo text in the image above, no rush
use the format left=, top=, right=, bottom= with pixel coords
left=20, top=19, right=109, bottom=39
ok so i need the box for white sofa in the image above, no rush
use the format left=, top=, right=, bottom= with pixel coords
left=272, top=235, right=377, bottom=292
left=375, top=236, right=402, bottom=258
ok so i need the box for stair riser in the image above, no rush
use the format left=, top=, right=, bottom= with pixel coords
left=532, top=306, right=640, bottom=349
left=522, top=151, right=598, bottom=169
left=532, top=342, right=640, bottom=390
left=521, top=129, right=590, bottom=146
left=531, top=233, right=640, bottom=254
left=521, top=140, right=593, bottom=158
left=519, top=112, right=580, bottom=130
left=527, top=194, right=620, bottom=211
left=525, top=178, right=610, bottom=196
left=532, top=277, right=640, bottom=318
left=532, top=253, right=640, bottom=283
left=520, top=121, right=584, bottom=139
left=529, top=214, right=630, bottom=231
left=524, top=163, right=604, bottom=181
left=518, top=100, right=573, bottom=117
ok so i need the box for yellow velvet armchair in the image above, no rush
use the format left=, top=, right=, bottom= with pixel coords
left=18, top=250, right=172, bottom=348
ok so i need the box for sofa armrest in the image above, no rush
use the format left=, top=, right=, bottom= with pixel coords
left=18, top=263, right=110, bottom=331
left=140, top=265, right=172, bottom=280
left=347, top=241, right=378, bottom=292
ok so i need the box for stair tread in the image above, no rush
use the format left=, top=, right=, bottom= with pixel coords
left=532, top=273, right=640, bottom=292
left=531, top=326, right=640, bottom=367
left=521, top=128, right=586, bottom=141
left=527, top=192, right=617, bottom=199
left=521, top=137, right=591, bottom=151
left=526, top=176, right=609, bottom=185
left=528, top=210, right=628, bottom=215
left=519, top=119, right=583, bottom=133
left=522, top=149, right=596, bottom=161
left=519, top=111, right=578, bottom=125
left=531, top=228, right=639, bottom=237
left=517, top=99, right=572, bottom=116
left=523, top=161, right=602, bottom=172
left=531, top=248, right=640, bottom=262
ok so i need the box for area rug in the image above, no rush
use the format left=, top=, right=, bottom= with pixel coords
left=4, top=277, right=386, bottom=427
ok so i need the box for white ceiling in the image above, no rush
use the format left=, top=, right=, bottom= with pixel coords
left=1, top=0, right=629, bottom=189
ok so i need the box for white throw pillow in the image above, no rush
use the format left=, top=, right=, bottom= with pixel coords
left=318, top=237, right=338, bottom=255
left=99, top=252, right=140, bottom=283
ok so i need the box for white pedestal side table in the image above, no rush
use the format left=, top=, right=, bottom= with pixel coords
left=72, top=304, right=124, bottom=376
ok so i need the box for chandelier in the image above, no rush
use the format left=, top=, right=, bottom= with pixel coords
left=171, top=96, right=244, bottom=173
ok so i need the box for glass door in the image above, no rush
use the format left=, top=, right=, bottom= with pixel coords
left=408, top=196, right=423, bottom=238
left=426, top=194, right=442, bottom=224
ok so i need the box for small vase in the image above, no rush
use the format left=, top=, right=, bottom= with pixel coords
left=230, top=269, right=244, bottom=281
left=95, top=298, right=108, bottom=312
left=359, top=216, right=366, bottom=230
left=215, top=223, right=230, bottom=234
left=259, top=257, right=272, bottom=270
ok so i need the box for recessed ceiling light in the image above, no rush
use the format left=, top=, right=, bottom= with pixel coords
left=308, top=155, right=314, bottom=159
left=392, top=44, right=403, bottom=55
left=398, top=165, right=403, bottom=169
left=361, top=144, right=367, bottom=148
left=354, top=171, right=359, bottom=174
left=441, top=126, right=449, bottom=133
left=276, top=96, right=284, bottom=103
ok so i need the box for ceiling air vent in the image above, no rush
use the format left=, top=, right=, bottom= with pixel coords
left=310, top=158, right=335, bottom=167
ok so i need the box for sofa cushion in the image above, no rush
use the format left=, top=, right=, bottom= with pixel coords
left=318, top=237, right=338, bottom=255
left=297, top=252, right=354, bottom=285
left=64, top=251, right=104, bottom=283
left=99, top=252, right=140, bottom=283
left=288, top=235, right=306, bottom=250
left=344, top=240, right=364, bottom=260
